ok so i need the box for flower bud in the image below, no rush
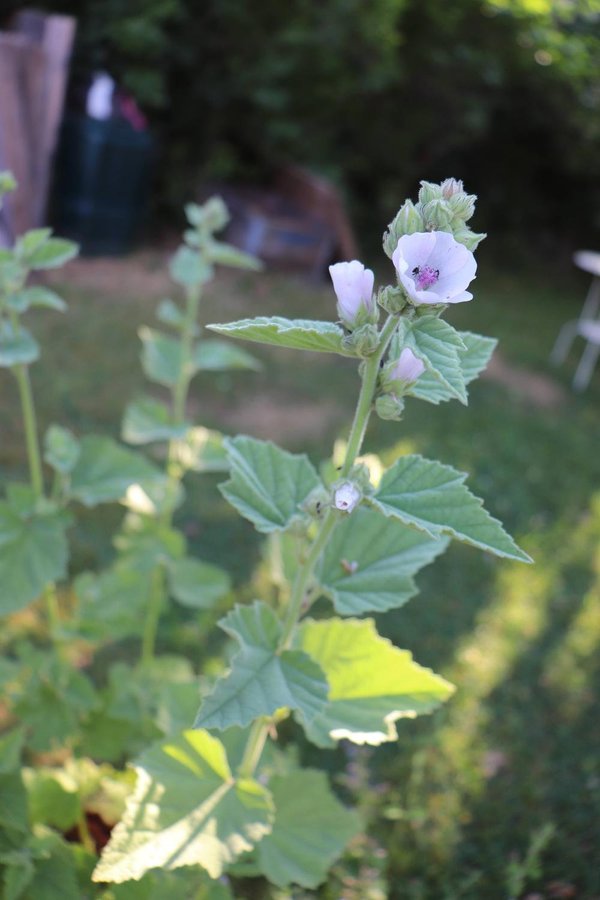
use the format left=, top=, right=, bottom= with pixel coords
left=342, top=323, right=380, bottom=357
left=418, top=181, right=443, bottom=206
left=447, top=192, right=476, bottom=223
left=383, top=201, right=424, bottom=258
left=387, top=348, right=426, bottom=385
left=301, top=485, right=331, bottom=518
left=377, top=285, right=408, bottom=315
left=375, top=394, right=405, bottom=421
left=333, top=481, right=361, bottom=514
left=440, top=178, right=464, bottom=199
left=421, top=199, right=453, bottom=230
left=452, top=227, right=487, bottom=252
left=329, top=260, right=375, bottom=328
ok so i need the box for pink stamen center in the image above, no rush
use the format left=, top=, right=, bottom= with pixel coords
left=412, top=264, right=440, bottom=291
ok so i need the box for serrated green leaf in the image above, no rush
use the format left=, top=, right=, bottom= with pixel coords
left=68, top=436, right=165, bottom=507
left=23, top=769, right=81, bottom=832
left=296, top=618, right=455, bottom=747
left=43, top=425, right=80, bottom=474
left=0, top=499, right=69, bottom=614
left=169, top=246, right=213, bottom=286
left=256, top=769, right=361, bottom=888
left=156, top=298, right=186, bottom=330
left=14, top=662, right=97, bottom=752
left=371, top=455, right=532, bottom=562
left=402, top=317, right=467, bottom=404
left=194, top=602, right=328, bottom=731
left=207, top=240, right=261, bottom=271
left=139, top=327, right=184, bottom=388
left=74, top=566, right=153, bottom=641
left=23, top=828, right=81, bottom=900
left=409, top=331, right=497, bottom=405
left=207, top=316, right=355, bottom=356
left=220, top=436, right=320, bottom=533
left=194, top=339, right=261, bottom=372
left=26, top=238, right=78, bottom=270
left=172, top=427, right=228, bottom=474
left=0, top=322, right=39, bottom=366
left=15, top=228, right=52, bottom=257
left=0, top=729, right=25, bottom=773
left=0, top=773, right=29, bottom=834
left=167, top=557, right=231, bottom=609
left=122, top=397, right=190, bottom=445
left=316, top=507, right=448, bottom=615
left=115, top=518, right=185, bottom=572
left=93, top=730, right=273, bottom=883
left=6, top=286, right=67, bottom=314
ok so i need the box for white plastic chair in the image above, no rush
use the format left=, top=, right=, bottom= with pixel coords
left=551, top=250, right=600, bottom=391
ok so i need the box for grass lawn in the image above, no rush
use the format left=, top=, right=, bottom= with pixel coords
left=2, top=246, right=599, bottom=898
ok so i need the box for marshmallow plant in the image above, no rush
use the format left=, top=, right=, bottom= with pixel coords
left=97, top=180, right=531, bottom=894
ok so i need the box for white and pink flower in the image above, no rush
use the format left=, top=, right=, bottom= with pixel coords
left=392, top=231, right=476, bottom=306
left=389, top=348, right=426, bottom=384
left=329, top=260, right=375, bottom=327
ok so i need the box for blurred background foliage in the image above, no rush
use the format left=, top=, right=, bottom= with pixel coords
left=5, top=0, right=600, bottom=251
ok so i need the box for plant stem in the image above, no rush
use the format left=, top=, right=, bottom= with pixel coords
left=235, top=312, right=399, bottom=777
left=13, top=363, right=44, bottom=497
left=141, top=566, right=165, bottom=666
left=237, top=717, right=270, bottom=779
left=341, top=314, right=398, bottom=477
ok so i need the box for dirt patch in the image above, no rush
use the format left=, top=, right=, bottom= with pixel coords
left=211, top=393, right=344, bottom=445
left=483, top=350, right=566, bottom=410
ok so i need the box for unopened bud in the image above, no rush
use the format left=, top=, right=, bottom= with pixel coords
left=421, top=199, right=453, bottom=230
left=385, top=348, right=426, bottom=386
left=447, top=192, right=476, bottom=222
left=375, top=394, right=405, bottom=421
left=418, top=181, right=443, bottom=206
left=440, top=178, right=464, bottom=200
left=377, top=285, right=408, bottom=315
left=452, top=227, right=486, bottom=251
left=333, top=481, right=361, bottom=514
left=383, top=201, right=424, bottom=258
left=342, top=323, right=380, bottom=357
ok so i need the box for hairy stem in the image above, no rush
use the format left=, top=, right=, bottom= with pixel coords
left=13, top=363, right=44, bottom=497
left=141, top=566, right=166, bottom=666
left=235, top=313, right=399, bottom=777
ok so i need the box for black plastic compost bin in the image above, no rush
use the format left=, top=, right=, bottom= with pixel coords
left=53, top=114, right=154, bottom=255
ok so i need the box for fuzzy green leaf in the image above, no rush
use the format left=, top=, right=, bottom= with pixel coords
left=220, top=436, right=320, bottom=533
left=93, top=729, right=273, bottom=883
left=0, top=322, right=39, bottom=367
left=402, top=317, right=467, bottom=404
left=194, top=339, right=261, bottom=372
left=207, top=241, right=261, bottom=271
left=26, top=238, right=78, bottom=270
left=256, top=769, right=361, bottom=888
left=316, top=507, right=448, bottom=615
left=371, top=455, right=532, bottom=562
left=6, top=286, right=66, bottom=313
left=297, top=618, right=455, bottom=747
left=167, top=557, right=231, bottom=609
left=0, top=495, right=69, bottom=614
left=68, top=436, right=165, bottom=507
left=194, top=602, right=328, bottom=731
left=139, top=327, right=184, bottom=387
left=207, top=316, right=355, bottom=356
left=122, top=397, right=190, bottom=445
left=409, top=331, right=497, bottom=404
left=172, top=427, right=229, bottom=474
left=74, top=566, right=153, bottom=641
left=169, top=246, right=212, bottom=286
left=43, top=425, right=80, bottom=475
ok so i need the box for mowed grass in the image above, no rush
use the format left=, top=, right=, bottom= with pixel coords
left=2, top=246, right=600, bottom=898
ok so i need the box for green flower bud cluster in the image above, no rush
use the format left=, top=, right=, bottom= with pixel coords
left=383, top=178, right=486, bottom=258
left=342, top=322, right=381, bottom=357
left=375, top=393, right=405, bottom=421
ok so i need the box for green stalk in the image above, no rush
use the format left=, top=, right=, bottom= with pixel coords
left=141, top=566, right=166, bottom=666
left=236, top=312, right=399, bottom=777
left=12, top=363, right=44, bottom=496
left=141, top=281, right=203, bottom=662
